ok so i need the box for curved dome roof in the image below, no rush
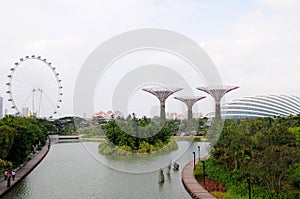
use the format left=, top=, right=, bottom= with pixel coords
left=222, top=95, right=300, bottom=119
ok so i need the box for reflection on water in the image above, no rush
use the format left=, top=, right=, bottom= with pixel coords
left=2, top=141, right=209, bottom=199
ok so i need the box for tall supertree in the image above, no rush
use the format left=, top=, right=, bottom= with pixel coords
left=174, top=96, right=206, bottom=120
left=196, top=85, right=239, bottom=121
left=142, top=87, right=182, bottom=121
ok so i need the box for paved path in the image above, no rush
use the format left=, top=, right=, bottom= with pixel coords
left=0, top=141, right=50, bottom=197
left=182, top=157, right=217, bottom=199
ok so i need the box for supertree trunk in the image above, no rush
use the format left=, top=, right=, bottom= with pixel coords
left=174, top=96, right=206, bottom=121
left=196, top=85, right=239, bottom=121
left=143, top=87, right=182, bottom=122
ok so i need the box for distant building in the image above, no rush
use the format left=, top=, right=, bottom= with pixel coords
left=166, top=111, right=203, bottom=120
left=193, top=112, right=203, bottom=118
left=213, top=94, right=300, bottom=120
left=114, top=110, right=124, bottom=119
left=0, top=96, right=3, bottom=118
left=166, top=112, right=185, bottom=120
left=93, top=110, right=124, bottom=120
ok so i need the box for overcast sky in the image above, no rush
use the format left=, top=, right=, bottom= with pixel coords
left=1, top=0, right=300, bottom=118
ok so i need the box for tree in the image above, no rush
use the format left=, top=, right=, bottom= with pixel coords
left=250, top=145, right=300, bottom=192
left=102, top=115, right=172, bottom=153
left=0, top=125, right=16, bottom=159
left=250, top=122, right=300, bottom=193
left=51, top=116, right=81, bottom=135
left=1, top=116, right=48, bottom=164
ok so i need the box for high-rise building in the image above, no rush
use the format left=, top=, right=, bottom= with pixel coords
left=0, top=96, right=3, bottom=118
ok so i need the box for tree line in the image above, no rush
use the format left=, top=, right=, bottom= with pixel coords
left=0, top=116, right=51, bottom=173
left=0, top=116, right=84, bottom=174
left=195, top=116, right=300, bottom=198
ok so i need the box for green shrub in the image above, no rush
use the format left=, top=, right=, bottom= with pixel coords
left=0, top=159, right=13, bottom=174
left=286, top=163, right=300, bottom=190
left=194, top=162, right=204, bottom=180
left=211, top=191, right=224, bottom=198
left=98, top=140, right=178, bottom=156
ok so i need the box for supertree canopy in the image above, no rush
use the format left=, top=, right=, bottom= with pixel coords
left=197, top=85, right=239, bottom=120
left=142, top=87, right=182, bottom=121
left=174, top=96, right=206, bottom=120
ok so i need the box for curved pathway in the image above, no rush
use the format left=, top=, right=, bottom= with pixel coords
left=182, top=157, right=217, bottom=199
left=0, top=141, right=50, bottom=197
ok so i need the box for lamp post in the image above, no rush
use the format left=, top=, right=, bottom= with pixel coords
left=198, top=146, right=200, bottom=160
left=202, top=160, right=206, bottom=186
left=247, top=177, right=251, bottom=199
left=193, top=152, right=196, bottom=170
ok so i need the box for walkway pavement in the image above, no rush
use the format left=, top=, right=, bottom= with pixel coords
left=182, top=157, right=217, bottom=199
left=0, top=141, right=50, bottom=197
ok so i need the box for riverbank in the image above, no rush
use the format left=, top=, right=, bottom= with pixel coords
left=182, top=157, right=217, bottom=199
left=0, top=141, right=50, bottom=197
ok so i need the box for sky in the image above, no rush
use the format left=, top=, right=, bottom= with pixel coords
left=0, top=0, right=300, bottom=118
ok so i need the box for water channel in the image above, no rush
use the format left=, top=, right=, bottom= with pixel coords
left=3, top=140, right=209, bottom=199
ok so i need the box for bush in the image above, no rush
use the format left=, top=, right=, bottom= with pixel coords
left=286, top=163, right=300, bottom=190
left=98, top=139, right=178, bottom=156
left=194, top=162, right=204, bottom=180
left=0, top=159, right=13, bottom=174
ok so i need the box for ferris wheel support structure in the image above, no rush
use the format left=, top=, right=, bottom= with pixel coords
left=6, top=55, right=63, bottom=118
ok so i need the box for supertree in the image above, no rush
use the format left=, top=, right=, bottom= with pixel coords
left=174, top=96, right=206, bottom=120
left=142, top=87, right=182, bottom=121
left=196, top=85, right=239, bottom=120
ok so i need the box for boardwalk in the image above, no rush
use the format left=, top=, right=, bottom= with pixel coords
left=182, top=158, right=217, bottom=199
left=0, top=142, right=50, bottom=197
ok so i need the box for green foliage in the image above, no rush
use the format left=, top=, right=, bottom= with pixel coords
left=51, top=116, right=80, bottom=135
left=198, top=117, right=209, bottom=135
left=98, top=139, right=177, bottom=156
left=203, top=116, right=300, bottom=198
left=77, top=125, right=105, bottom=136
left=101, top=116, right=174, bottom=153
left=286, top=163, right=300, bottom=190
left=0, top=159, right=13, bottom=174
left=0, top=125, right=16, bottom=159
left=165, top=119, right=180, bottom=135
left=210, top=191, right=224, bottom=199
left=289, top=126, right=300, bottom=147
left=99, top=116, right=178, bottom=156
left=194, top=161, right=204, bottom=179
left=0, top=116, right=49, bottom=165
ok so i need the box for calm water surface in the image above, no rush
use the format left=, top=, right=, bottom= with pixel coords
left=3, top=141, right=209, bottom=199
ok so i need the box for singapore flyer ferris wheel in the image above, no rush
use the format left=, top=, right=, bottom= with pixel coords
left=6, top=55, right=63, bottom=119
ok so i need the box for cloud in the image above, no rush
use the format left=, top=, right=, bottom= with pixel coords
left=1, top=0, right=300, bottom=117
left=259, top=0, right=300, bottom=11
left=204, top=2, right=300, bottom=103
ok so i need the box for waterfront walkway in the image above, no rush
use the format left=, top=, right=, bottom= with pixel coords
left=182, top=157, right=217, bottom=199
left=0, top=141, right=50, bottom=197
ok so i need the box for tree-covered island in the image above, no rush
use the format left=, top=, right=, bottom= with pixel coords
left=98, top=116, right=179, bottom=155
